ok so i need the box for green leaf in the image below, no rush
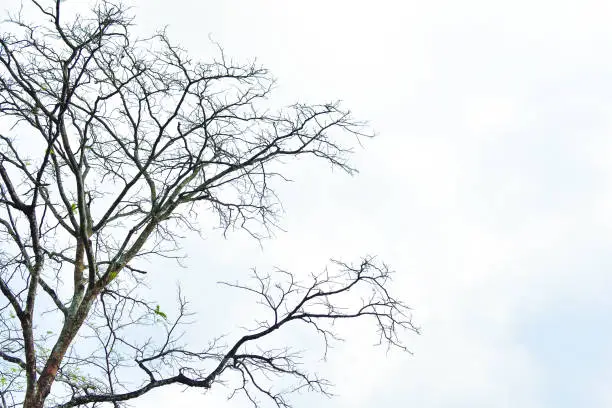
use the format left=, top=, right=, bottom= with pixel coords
left=70, top=203, right=77, bottom=213
left=9, top=312, right=15, bottom=319
left=154, top=305, right=167, bottom=320
left=46, top=330, right=53, bottom=335
left=108, top=270, right=118, bottom=281
left=49, top=147, right=55, bottom=155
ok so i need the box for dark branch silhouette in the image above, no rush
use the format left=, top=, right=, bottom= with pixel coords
left=0, top=1, right=418, bottom=408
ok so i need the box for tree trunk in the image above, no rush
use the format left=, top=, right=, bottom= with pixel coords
left=23, top=396, right=44, bottom=408
left=23, top=297, right=96, bottom=408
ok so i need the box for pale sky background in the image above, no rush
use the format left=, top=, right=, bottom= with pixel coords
left=7, top=0, right=612, bottom=407
left=128, top=1, right=612, bottom=407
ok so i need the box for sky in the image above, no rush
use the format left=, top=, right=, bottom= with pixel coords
left=125, top=1, right=612, bottom=407
left=6, top=0, right=612, bottom=407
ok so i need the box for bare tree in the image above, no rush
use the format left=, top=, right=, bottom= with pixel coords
left=0, top=1, right=418, bottom=408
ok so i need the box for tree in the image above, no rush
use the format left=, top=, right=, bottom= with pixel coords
left=0, top=1, right=418, bottom=408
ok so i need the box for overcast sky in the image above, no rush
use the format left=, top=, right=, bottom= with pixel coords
left=10, top=0, right=612, bottom=407
left=121, top=2, right=612, bottom=407
left=136, top=1, right=612, bottom=407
